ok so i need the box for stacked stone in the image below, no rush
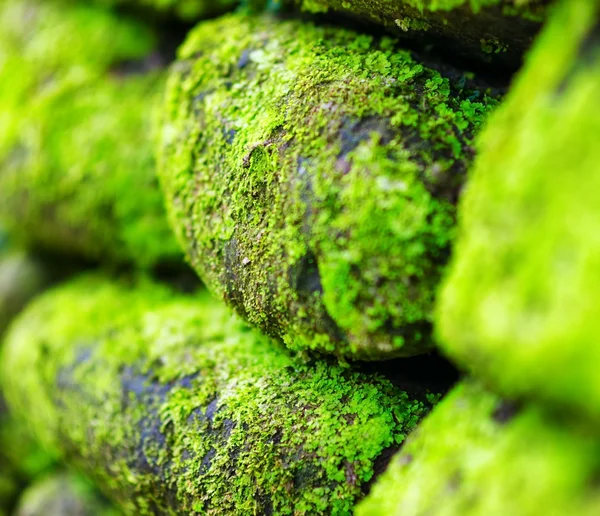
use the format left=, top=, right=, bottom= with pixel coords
left=359, top=1, right=600, bottom=514
left=1, top=0, right=598, bottom=514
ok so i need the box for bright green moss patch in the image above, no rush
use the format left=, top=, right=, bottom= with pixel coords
left=14, top=473, right=119, bottom=516
left=1, top=275, right=435, bottom=514
left=358, top=381, right=600, bottom=516
left=0, top=0, right=182, bottom=268
left=158, top=13, right=498, bottom=360
left=294, top=0, right=548, bottom=66
left=437, top=0, right=600, bottom=421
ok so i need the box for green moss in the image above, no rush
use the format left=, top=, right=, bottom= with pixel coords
left=14, top=473, right=119, bottom=516
left=0, top=0, right=182, bottom=269
left=358, top=381, right=600, bottom=516
left=294, top=0, right=547, bottom=65
left=158, top=13, right=498, bottom=360
left=1, top=275, right=435, bottom=515
left=436, top=0, right=600, bottom=421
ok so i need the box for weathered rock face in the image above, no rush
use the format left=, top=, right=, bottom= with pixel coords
left=14, top=473, right=118, bottom=516
left=437, top=0, right=600, bottom=421
left=290, top=0, right=549, bottom=68
left=358, top=381, right=600, bottom=516
left=0, top=0, right=182, bottom=269
left=1, top=275, right=437, bottom=515
left=158, top=13, right=499, bottom=360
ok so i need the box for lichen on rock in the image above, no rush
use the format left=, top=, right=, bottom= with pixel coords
left=437, top=0, right=600, bottom=421
left=158, top=13, right=498, bottom=360
left=358, top=381, right=600, bottom=516
left=0, top=0, right=182, bottom=269
left=1, top=275, right=436, bottom=515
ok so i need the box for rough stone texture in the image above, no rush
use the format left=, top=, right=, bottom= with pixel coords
left=437, top=0, right=600, bottom=421
left=358, top=381, right=600, bottom=516
left=1, top=275, right=437, bottom=515
left=158, top=13, right=499, bottom=360
left=15, top=473, right=118, bottom=516
left=292, top=0, right=549, bottom=67
left=0, top=0, right=182, bottom=269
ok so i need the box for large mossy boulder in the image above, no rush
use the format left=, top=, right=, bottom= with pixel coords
left=158, top=13, right=498, bottom=360
left=358, top=381, right=600, bottom=516
left=1, top=275, right=436, bottom=514
left=437, top=0, right=600, bottom=421
left=0, top=0, right=181, bottom=269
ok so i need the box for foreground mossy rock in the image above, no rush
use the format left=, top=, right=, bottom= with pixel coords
left=293, top=0, right=548, bottom=67
left=0, top=0, right=181, bottom=269
left=437, top=0, right=600, bottom=420
left=2, top=276, right=435, bottom=515
left=159, top=13, right=497, bottom=360
left=15, top=473, right=118, bottom=516
left=358, top=381, right=600, bottom=516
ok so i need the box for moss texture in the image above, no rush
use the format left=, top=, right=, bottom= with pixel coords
left=0, top=0, right=182, bottom=269
left=158, top=13, right=498, bottom=360
left=1, top=275, right=435, bottom=515
left=437, top=0, right=600, bottom=421
left=293, top=0, right=548, bottom=67
left=15, top=473, right=119, bottom=516
left=358, top=381, right=600, bottom=516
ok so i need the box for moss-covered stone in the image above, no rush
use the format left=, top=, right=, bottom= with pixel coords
left=15, top=473, right=119, bottom=516
left=158, top=13, right=498, bottom=360
left=1, top=275, right=436, bottom=515
left=436, top=0, right=600, bottom=420
left=0, top=0, right=182, bottom=269
left=358, top=381, right=600, bottom=516
left=292, top=0, right=548, bottom=67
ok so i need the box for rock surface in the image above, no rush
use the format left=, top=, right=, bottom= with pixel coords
left=2, top=275, right=437, bottom=515
left=158, top=13, right=498, bottom=360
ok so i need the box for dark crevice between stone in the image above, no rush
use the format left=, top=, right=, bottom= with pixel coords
left=361, top=445, right=401, bottom=496
left=355, top=352, right=460, bottom=401
left=555, top=19, right=600, bottom=96
left=108, top=10, right=194, bottom=77
left=151, top=261, right=203, bottom=294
